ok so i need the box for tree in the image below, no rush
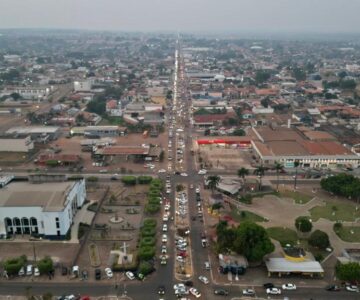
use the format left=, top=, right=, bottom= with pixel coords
left=216, top=221, right=236, bottom=253
left=336, top=262, right=360, bottom=282
left=37, top=256, right=53, bottom=274
left=308, top=230, right=330, bottom=250
left=10, top=92, right=21, bottom=101
left=232, top=222, right=274, bottom=262
left=320, top=173, right=360, bottom=199
left=137, top=176, right=153, bottom=184
left=295, top=216, right=312, bottom=233
left=3, top=255, right=27, bottom=275
left=232, top=128, right=245, bottom=136
left=292, top=67, right=306, bottom=81
left=254, top=165, right=266, bottom=191
left=293, top=160, right=300, bottom=190
left=274, top=162, right=284, bottom=192
left=207, top=175, right=220, bottom=194
left=211, top=203, right=223, bottom=212
left=138, top=246, right=155, bottom=261
left=340, top=79, right=356, bottom=90
left=255, top=70, right=271, bottom=85
left=237, top=167, right=249, bottom=191
left=138, top=260, right=154, bottom=275
left=121, top=176, right=137, bottom=185
left=176, top=184, right=185, bottom=192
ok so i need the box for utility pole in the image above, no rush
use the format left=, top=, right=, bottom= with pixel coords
left=32, top=242, right=37, bottom=262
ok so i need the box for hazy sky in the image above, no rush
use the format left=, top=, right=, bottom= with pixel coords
left=1, top=0, right=360, bottom=33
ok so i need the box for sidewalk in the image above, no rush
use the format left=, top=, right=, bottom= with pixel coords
left=70, top=202, right=96, bottom=244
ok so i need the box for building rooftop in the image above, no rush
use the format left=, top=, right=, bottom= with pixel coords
left=96, top=146, right=149, bottom=156
left=265, top=258, right=324, bottom=273
left=302, top=130, right=336, bottom=141
left=6, top=126, right=60, bottom=134
left=0, top=181, right=75, bottom=212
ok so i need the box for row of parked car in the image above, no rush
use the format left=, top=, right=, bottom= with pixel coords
left=18, top=265, right=40, bottom=277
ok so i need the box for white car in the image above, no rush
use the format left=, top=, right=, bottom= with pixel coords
left=158, top=169, right=166, bottom=173
left=173, top=283, right=186, bottom=290
left=18, top=267, right=25, bottom=276
left=180, top=173, right=188, bottom=177
left=190, top=287, right=201, bottom=298
left=33, top=267, right=40, bottom=277
left=282, top=283, right=296, bottom=290
left=242, top=289, right=255, bottom=296
left=163, top=215, right=169, bottom=222
left=176, top=256, right=185, bottom=263
left=195, top=187, right=200, bottom=193
left=198, top=275, right=209, bottom=284
left=162, top=234, right=168, bottom=243
left=162, top=224, right=168, bottom=232
left=198, top=169, right=207, bottom=175
left=105, top=267, right=113, bottom=279
left=346, top=285, right=359, bottom=292
left=266, top=288, right=281, bottom=295
left=125, top=271, right=135, bottom=280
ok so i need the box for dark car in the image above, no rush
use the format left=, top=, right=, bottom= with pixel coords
left=263, top=283, right=274, bottom=289
left=214, top=289, right=229, bottom=296
left=95, top=268, right=101, bottom=280
left=158, top=285, right=165, bottom=295
left=61, top=266, right=68, bottom=276
left=175, top=171, right=181, bottom=175
left=325, top=285, right=340, bottom=291
left=185, top=280, right=193, bottom=287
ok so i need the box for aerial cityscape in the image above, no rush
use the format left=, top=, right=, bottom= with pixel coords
left=0, top=1, right=360, bottom=300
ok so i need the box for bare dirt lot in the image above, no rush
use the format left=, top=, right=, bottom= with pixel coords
left=45, top=132, right=169, bottom=173
left=198, top=145, right=253, bottom=170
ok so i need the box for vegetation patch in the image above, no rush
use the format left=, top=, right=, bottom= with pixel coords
left=310, top=202, right=360, bottom=222
left=267, top=227, right=299, bottom=247
left=279, top=190, right=312, bottom=204
left=3, top=255, right=27, bottom=275
left=334, top=225, right=360, bottom=243
left=230, top=209, right=267, bottom=223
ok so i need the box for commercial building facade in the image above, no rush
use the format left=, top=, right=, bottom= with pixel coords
left=0, top=179, right=86, bottom=239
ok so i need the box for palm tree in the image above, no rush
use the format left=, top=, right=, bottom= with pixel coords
left=207, top=175, right=220, bottom=195
left=254, top=165, right=266, bottom=191
left=238, top=167, right=249, bottom=192
left=294, top=160, right=300, bottom=190
left=274, top=162, right=284, bottom=192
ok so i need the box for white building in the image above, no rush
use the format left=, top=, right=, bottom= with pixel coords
left=3, top=86, right=51, bottom=100
left=0, top=180, right=86, bottom=239
left=0, top=136, right=34, bottom=152
left=74, top=80, right=92, bottom=92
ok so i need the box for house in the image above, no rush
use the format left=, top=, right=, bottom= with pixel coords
left=106, top=99, right=122, bottom=117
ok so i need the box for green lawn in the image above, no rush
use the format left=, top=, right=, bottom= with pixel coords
left=267, top=227, right=298, bottom=247
left=230, top=209, right=267, bottom=223
left=334, top=226, right=360, bottom=243
left=310, top=202, right=360, bottom=222
left=279, top=190, right=313, bottom=204
left=99, top=116, right=125, bottom=126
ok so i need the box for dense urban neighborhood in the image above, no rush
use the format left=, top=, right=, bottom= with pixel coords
left=0, top=28, right=360, bottom=300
